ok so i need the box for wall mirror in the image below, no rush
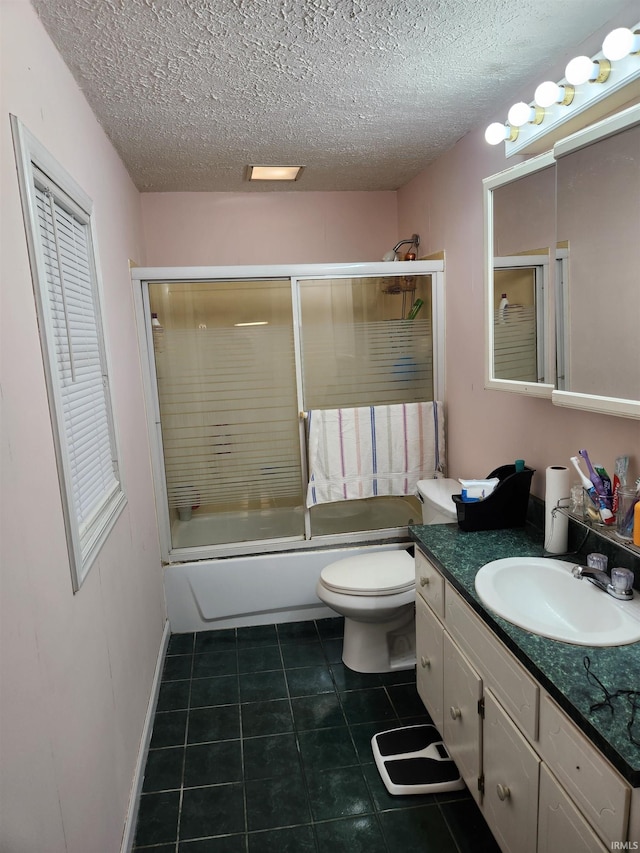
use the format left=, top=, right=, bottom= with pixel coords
left=484, top=101, right=640, bottom=418
left=552, top=103, right=640, bottom=419
left=483, top=151, right=556, bottom=397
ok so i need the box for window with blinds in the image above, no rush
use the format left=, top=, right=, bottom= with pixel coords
left=12, top=117, right=126, bottom=590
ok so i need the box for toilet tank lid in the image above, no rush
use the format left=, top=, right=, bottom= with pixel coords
left=320, top=550, right=415, bottom=595
left=416, top=478, right=459, bottom=511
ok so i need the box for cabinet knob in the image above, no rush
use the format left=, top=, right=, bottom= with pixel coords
left=420, top=656, right=431, bottom=669
left=420, top=575, right=431, bottom=587
left=449, top=706, right=461, bottom=720
left=496, top=784, right=511, bottom=801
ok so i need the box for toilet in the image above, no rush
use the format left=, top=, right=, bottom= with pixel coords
left=316, top=478, right=459, bottom=673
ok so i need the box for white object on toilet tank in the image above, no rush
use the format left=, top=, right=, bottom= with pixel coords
left=416, top=478, right=459, bottom=524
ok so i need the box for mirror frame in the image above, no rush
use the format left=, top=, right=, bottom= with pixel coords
left=483, top=150, right=556, bottom=398
left=551, top=102, right=640, bottom=420
left=484, top=102, right=640, bottom=418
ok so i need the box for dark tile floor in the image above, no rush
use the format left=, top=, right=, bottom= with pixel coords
left=133, top=617, right=500, bottom=852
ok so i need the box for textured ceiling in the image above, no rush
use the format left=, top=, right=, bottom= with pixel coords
left=32, top=0, right=637, bottom=192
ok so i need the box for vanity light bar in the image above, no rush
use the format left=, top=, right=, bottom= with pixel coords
left=485, top=22, right=640, bottom=157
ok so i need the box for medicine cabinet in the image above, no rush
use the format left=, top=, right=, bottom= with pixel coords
left=484, top=101, right=640, bottom=419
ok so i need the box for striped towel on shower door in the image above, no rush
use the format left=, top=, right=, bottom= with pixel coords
left=306, top=402, right=444, bottom=507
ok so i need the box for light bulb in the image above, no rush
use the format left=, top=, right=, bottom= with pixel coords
left=507, top=102, right=532, bottom=127
left=507, top=102, right=544, bottom=127
left=485, top=123, right=507, bottom=144
left=602, top=27, right=640, bottom=61
left=565, top=55, right=610, bottom=85
left=484, top=122, right=518, bottom=145
left=534, top=81, right=574, bottom=108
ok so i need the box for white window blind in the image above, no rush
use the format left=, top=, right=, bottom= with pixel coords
left=35, top=183, right=121, bottom=526
left=12, top=117, right=125, bottom=590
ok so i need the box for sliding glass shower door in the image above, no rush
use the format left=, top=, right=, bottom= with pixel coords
left=148, top=279, right=305, bottom=548
left=297, top=273, right=432, bottom=536
left=141, top=264, right=442, bottom=555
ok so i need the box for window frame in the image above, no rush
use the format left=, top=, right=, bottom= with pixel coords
left=11, top=115, right=126, bottom=591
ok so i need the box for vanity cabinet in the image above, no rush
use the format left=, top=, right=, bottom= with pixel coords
left=442, top=631, right=483, bottom=805
left=414, top=546, right=635, bottom=852
left=538, top=765, right=609, bottom=853
left=483, top=688, right=539, bottom=853
left=415, top=595, right=445, bottom=732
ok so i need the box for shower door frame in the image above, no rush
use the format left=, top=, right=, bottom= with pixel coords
left=132, top=261, right=445, bottom=564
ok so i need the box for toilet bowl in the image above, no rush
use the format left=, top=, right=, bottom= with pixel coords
left=316, top=478, right=459, bottom=673
left=316, top=550, right=416, bottom=673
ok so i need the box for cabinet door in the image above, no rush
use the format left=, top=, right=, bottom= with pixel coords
left=443, top=631, right=483, bottom=804
left=416, top=594, right=444, bottom=733
left=483, top=689, right=540, bottom=853
left=538, top=765, right=609, bottom=853
left=415, top=548, right=445, bottom=618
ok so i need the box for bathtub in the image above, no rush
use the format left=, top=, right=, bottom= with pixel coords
left=164, top=542, right=411, bottom=632
left=170, top=495, right=421, bottom=550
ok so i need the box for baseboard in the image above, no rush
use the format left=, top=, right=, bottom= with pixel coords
left=120, top=619, right=171, bottom=853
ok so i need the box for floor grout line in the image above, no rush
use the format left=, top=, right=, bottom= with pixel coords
left=134, top=618, right=497, bottom=852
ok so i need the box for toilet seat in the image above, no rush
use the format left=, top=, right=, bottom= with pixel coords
left=320, top=550, right=414, bottom=596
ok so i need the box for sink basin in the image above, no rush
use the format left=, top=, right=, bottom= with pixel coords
left=474, top=557, right=640, bottom=646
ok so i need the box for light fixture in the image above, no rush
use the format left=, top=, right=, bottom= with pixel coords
left=602, top=27, right=640, bottom=61
left=565, top=55, right=610, bottom=85
left=534, top=81, right=575, bottom=108
left=234, top=321, right=269, bottom=326
left=485, top=18, right=640, bottom=156
left=382, top=234, right=420, bottom=262
left=507, top=102, right=545, bottom=127
left=484, top=122, right=519, bottom=145
left=247, top=165, right=304, bottom=181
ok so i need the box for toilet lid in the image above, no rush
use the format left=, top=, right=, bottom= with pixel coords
left=320, top=550, right=415, bottom=596
left=416, top=478, right=459, bottom=515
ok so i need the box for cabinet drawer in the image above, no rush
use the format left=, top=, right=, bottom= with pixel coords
left=415, top=548, right=445, bottom=619
left=538, top=764, right=609, bottom=853
left=445, top=583, right=539, bottom=741
left=538, top=693, right=630, bottom=845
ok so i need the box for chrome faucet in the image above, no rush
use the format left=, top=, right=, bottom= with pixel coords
left=572, top=565, right=634, bottom=600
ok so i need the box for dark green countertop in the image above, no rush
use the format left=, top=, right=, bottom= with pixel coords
left=409, top=522, right=640, bottom=787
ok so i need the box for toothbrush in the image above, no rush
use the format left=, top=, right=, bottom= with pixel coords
left=570, top=456, right=614, bottom=524
left=578, top=449, right=606, bottom=496
left=594, top=465, right=613, bottom=509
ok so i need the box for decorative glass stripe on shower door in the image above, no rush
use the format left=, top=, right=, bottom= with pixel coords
left=148, top=279, right=304, bottom=548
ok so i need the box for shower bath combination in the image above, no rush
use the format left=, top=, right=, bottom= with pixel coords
left=136, top=261, right=444, bottom=558
left=133, top=260, right=446, bottom=632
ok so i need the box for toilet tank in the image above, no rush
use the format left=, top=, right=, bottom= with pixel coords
left=416, top=478, right=459, bottom=524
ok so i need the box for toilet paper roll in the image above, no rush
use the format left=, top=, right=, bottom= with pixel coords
left=544, top=465, right=570, bottom=553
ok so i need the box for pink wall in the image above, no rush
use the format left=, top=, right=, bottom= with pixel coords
left=141, top=190, right=398, bottom=265
left=397, top=87, right=639, bottom=500
left=0, top=4, right=166, bottom=852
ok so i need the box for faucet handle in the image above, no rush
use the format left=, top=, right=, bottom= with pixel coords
left=611, top=568, right=634, bottom=593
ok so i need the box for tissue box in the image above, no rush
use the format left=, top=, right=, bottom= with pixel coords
left=458, top=478, right=499, bottom=502
left=452, top=465, right=535, bottom=531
